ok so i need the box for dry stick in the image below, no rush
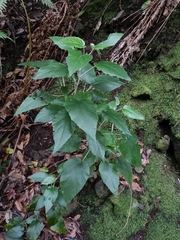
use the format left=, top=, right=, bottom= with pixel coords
left=21, top=0, right=32, bottom=98
left=12, top=114, right=26, bottom=156
left=116, top=188, right=133, bottom=236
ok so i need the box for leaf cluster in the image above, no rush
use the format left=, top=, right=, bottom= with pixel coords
left=7, top=34, right=144, bottom=239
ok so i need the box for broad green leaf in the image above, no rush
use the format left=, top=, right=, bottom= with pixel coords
left=115, top=157, right=132, bottom=185
left=55, top=191, right=67, bottom=209
left=35, top=105, right=63, bottom=123
left=14, top=95, right=47, bottom=116
left=122, top=105, right=145, bottom=120
left=119, top=132, right=141, bottom=167
left=92, top=33, right=123, bottom=50
left=27, top=219, right=44, bottom=240
left=102, top=109, right=131, bottom=135
left=26, top=215, right=37, bottom=225
left=65, top=97, right=98, bottom=141
left=94, top=61, right=131, bottom=81
left=52, top=109, right=73, bottom=153
left=33, top=61, right=68, bottom=80
left=51, top=36, right=85, bottom=49
left=43, top=186, right=59, bottom=213
left=41, top=174, right=56, bottom=185
left=75, top=90, right=93, bottom=101
left=99, top=161, right=119, bottom=195
left=60, top=134, right=81, bottom=152
left=101, top=130, right=116, bottom=148
left=57, top=163, right=64, bottom=175
left=28, top=172, right=48, bottom=183
left=108, top=97, right=120, bottom=110
left=96, top=103, right=109, bottom=115
left=36, top=90, right=55, bottom=102
left=108, top=101, right=117, bottom=110
left=35, top=195, right=45, bottom=210
left=19, top=60, right=56, bottom=70
left=92, top=75, right=123, bottom=92
left=82, top=150, right=98, bottom=167
left=50, top=36, right=74, bottom=51
left=60, top=158, right=90, bottom=203
left=92, top=89, right=107, bottom=103
left=78, top=63, right=96, bottom=84
left=5, top=217, right=25, bottom=230
left=86, top=131, right=106, bottom=160
left=66, top=50, right=92, bottom=76
left=26, top=195, right=41, bottom=211
left=50, top=217, right=66, bottom=233
left=61, top=86, right=69, bottom=96
left=5, top=226, right=24, bottom=239
left=46, top=204, right=65, bottom=226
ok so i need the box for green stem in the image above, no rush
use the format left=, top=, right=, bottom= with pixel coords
left=82, top=149, right=90, bottom=162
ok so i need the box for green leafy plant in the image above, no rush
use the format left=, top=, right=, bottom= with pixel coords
left=6, top=34, right=144, bottom=238
left=0, top=30, right=13, bottom=41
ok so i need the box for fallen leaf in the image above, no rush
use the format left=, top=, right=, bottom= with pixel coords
left=15, top=199, right=24, bottom=212
left=131, top=181, right=143, bottom=192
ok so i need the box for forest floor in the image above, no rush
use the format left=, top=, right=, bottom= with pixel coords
left=1, top=0, right=180, bottom=239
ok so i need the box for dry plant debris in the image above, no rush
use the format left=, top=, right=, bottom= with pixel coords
left=110, top=0, right=180, bottom=66
left=25, top=0, right=84, bottom=61
left=0, top=0, right=85, bottom=151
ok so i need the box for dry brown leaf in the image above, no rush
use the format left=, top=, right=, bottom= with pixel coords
left=7, top=189, right=15, bottom=201
left=8, top=169, right=24, bottom=182
left=15, top=200, right=24, bottom=212
left=131, top=182, right=143, bottom=192
left=138, top=141, right=144, bottom=147
left=64, top=215, right=81, bottom=238
left=74, top=214, right=81, bottom=221
left=17, top=133, right=30, bottom=150
left=132, top=175, right=140, bottom=182
left=17, top=150, right=27, bottom=166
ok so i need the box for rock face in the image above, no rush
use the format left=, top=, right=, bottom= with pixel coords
left=156, top=135, right=170, bottom=154
left=94, top=180, right=111, bottom=199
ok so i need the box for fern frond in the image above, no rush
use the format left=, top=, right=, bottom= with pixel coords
left=0, top=0, right=7, bottom=14
left=0, top=30, right=13, bottom=41
left=36, top=0, right=57, bottom=10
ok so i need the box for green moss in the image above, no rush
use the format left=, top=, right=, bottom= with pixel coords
left=159, top=41, right=180, bottom=74
left=79, top=190, right=147, bottom=240
left=79, top=152, right=180, bottom=240
left=141, top=151, right=180, bottom=218
left=146, top=214, right=180, bottom=240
